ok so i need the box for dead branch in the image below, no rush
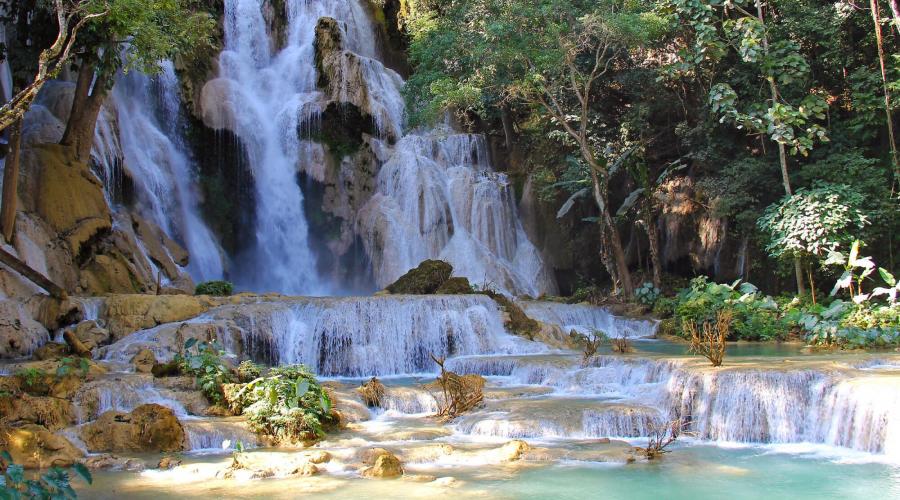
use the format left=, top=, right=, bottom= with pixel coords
left=427, top=354, right=484, bottom=422
left=357, top=377, right=385, bottom=408
left=687, top=310, right=732, bottom=367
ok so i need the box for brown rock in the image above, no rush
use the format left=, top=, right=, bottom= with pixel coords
left=0, top=424, right=84, bottom=469
left=32, top=342, right=70, bottom=360
left=360, top=452, right=403, bottom=479
left=157, top=455, right=183, bottom=469
left=0, top=299, right=50, bottom=359
left=385, top=260, right=453, bottom=295
left=82, top=454, right=146, bottom=471
left=292, top=463, right=319, bottom=476
left=79, top=403, right=186, bottom=453
left=103, top=294, right=210, bottom=339
left=131, top=348, right=157, bottom=373
left=306, top=450, right=332, bottom=464
left=0, top=393, right=76, bottom=430
left=64, top=320, right=111, bottom=351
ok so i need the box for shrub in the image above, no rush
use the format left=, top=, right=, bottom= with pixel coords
left=1, top=451, right=92, bottom=498
left=233, top=365, right=335, bottom=441
left=195, top=280, right=234, bottom=296
left=635, top=282, right=661, bottom=306
left=673, top=277, right=784, bottom=341
left=236, top=360, right=263, bottom=383
left=177, top=339, right=234, bottom=405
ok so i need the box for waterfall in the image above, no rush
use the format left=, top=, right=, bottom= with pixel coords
left=518, top=301, right=659, bottom=338
left=212, top=295, right=543, bottom=376
left=109, top=64, right=225, bottom=282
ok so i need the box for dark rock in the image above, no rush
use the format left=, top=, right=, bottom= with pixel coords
left=385, top=260, right=453, bottom=295
left=435, top=277, right=475, bottom=295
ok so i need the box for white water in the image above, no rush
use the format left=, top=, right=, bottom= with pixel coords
left=106, top=64, right=225, bottom=282
left=216, top=295, right=542, bottom=376
left=519, top=301, right=658, bottom=338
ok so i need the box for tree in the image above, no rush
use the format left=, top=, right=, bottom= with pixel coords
left=757, top=184, right=869, bottom=302
left=60, top=0, right=215, bottom=162
left=666, top=0, right=831, bottom=296
left=406, top=0, right=664, bottom=296
left=0, top=0, right=106, bottom=132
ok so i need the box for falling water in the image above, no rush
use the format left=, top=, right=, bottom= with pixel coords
left=518, top=301, right=659, bottom=338
left=109, top=64, right=225, bottom=282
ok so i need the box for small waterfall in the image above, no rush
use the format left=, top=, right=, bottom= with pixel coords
left=378, top=387, right=440, bottom=415
left=217, top=295, right=543, bottom=376
left=110, top=64, right=225, bottom=282
left=359, top=132, right=557, bottom=296
left=519, top=301, right=658, bottom=338
left=184, top=420, right=259, bottom=452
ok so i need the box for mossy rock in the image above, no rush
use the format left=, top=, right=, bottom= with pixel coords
left=435, top=277, right=475, bottom=295
left=482, top=291, right=540, bottom=339
left=386, top=260, right=453, bottom=295
left=195, top=280, right=234, bottom=296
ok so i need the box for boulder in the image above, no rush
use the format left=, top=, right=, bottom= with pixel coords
left=131, top=348, right=157, bottom=373
left=0, top=299, right=50, bottom=359
left=0, top=393, right=76, bottom=430
left=81, top=454, right=147, bottom=472
left=131, top=214, right=186, bottom=280
left=385, top=260, right=453, bottom=295
left=79, top=403, right=186, bottom=453
left=63, top=320, right=111, bottom=351
left=360, top=451, right=403, bottom=479
left=0, top=424, right=84, bottom=469
left=157, top=455, right=183, bottom=469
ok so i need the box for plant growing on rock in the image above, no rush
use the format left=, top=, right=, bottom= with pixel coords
left=632, top=419, right=686, bottom=460
left=687, top=310, right=732, bottom=367
left=572, top=329, right=607, bottom=366
left=0, top=450, right=92, bottom=498
left=428, top=355, right=485, bottom=421
left=236, top=360, right=263, bottom=383
left=195, top=280, right=234, bottom=297
left=232, top=365, right=335, bottom=442
left=176, top=339, right=233, bottom=406
left=357, top=377, right=386, bottom=408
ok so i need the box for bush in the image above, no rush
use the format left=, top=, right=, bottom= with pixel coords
left=673, top=277, right=784, bottom=341
left=1, top=451, right=92, bottom=498
left=236, top=360, right=263, bottom=383
left=232, top=365, right=335, bottom=441
left=635, top=282, right=661, bottom=306
left=195, top=280, right=234, bottom=296
left=176, top=339, right=233, bottom=405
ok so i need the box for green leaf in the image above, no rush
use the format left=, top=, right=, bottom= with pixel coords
left=71, top=463, right=92, bottom=485
left=879, top=267, right=897, bottom=287
left=184, top=338, right=198, bottom=350
left=295, top=379, right=309, bottom=399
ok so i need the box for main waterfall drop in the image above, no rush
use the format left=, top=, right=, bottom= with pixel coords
left=200, top=0, right=555, bottom=296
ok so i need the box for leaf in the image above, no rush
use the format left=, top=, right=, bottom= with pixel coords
left=320, top=393, right=332, bottom=414
left=71, top=463, right=92, bottom=485
left=616, top=188, right=646, bottom=217
left=831, top=272, right=852, bottom=296
left=295, top=379, right=309, bottom=399
left=848, top=240, right=860, bottom=266
left=879, top=267, right=896, bottom=287
left=184, top=338, right=198, bottom=350
left=556, top=188, right=589, bottom=219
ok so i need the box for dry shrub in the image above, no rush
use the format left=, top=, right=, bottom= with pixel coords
left=687, top=310, right=732, bottom=367
left=632, top=418, right=687, bottom=460
left=428, top=354, right=484, bottom=421
left=611, top=333, right=632, bottom=354
left=358, top=377, right=386, bottom=407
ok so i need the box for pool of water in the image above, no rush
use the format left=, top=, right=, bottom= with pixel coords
left=633, top=340, right=812, bottom=358
left=76, top=444, right=898, bottom=499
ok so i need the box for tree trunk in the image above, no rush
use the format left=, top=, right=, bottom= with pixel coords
left=500, top=104, right=517, bottom=149
left=889, top=0, right=900, bottom=36
left=756, top=0, right=806, bottom=296
left=871, top=0, right=900, bottom=176
left=0, top=246, right=67, bottom=299
left=646, top=212, right=662, bottom=288
left=589, top=168, right=634, bottom=297
left=1, top=118, right=22, bottom=242
left=60, top=61, right=110, bottom=163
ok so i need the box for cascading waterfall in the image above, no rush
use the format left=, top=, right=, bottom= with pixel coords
left=219, top=295, right=542, bottom=376
left=108, top=64, right=225, bottom=282
left=518, top=301, right=659, bottom=338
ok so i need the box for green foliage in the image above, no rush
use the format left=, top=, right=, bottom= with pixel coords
left=635, top=282, right=661, bottom=306
left=0, top=451, right=92, bottom=499
left=55, top=358, right=90, bottom=379
left=195, top=281, right=234, bottom=297
left=236, top=360, right=263, bottom=384
left=176, top=339, right=233, bottom=406
left=673, top=277, right=783, bottom=341
left=232, top=365, right=334, bottom=441
left=14, top=368, right=47, bottom=390
left=757, top=185, right=868, bottom=262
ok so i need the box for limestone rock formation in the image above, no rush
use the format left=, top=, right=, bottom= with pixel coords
left=103, top=294, right=211, bottom=339
left=0, top=299, right=50, bottom=358
left=62, top=320, right=111, bottom=351
left=359, top=448, right=403, bottom=479
left=0, top=424, right=84, bottom=469
left=79, top=403, right=186, bottom=453
left=131, top=348, right=158, bottom=373
left=0, top=392, right=77, bottom=431
left=435, top=277, right=475, bottom=294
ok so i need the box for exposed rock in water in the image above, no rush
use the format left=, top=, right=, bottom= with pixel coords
left=358, top=377, right=385, bottom=407
left=482, top=291, right=540, bottom=339
left=157, top=455, right=183, bottom=470
left=0, top=424, right=84, bottom=469
left=82, top=454, right=147, bottom=472
left=79, top=403, right=186, bottom=453
left=62, top=320, right=111, bottom=352
left=32, top=342, right=70, bottom=361
left=0, top=392, right=77, bottom=431
left=359, top=448, right=403, bottom=479
left=102, top=294, right=212, bottom=340
left=385, top=260, right=453, bottom=294
left=131, top=348, right=157, bottom=373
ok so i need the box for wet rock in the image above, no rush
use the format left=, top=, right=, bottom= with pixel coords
left=63, top=320, right=111, bottom=351
left=292, top=463, right=319, bottom=476
left=80, top=403, right=186, bottom=453
left=403, top=474, right=437, bottom=483
left=306, top=450, right=332, bottom=464
left=495, top=440, right=530, bottom=462
left=151, top=360, right=182, bottom=377
left=0, top=299, right=50, bottom=359
left=435, top=277, right=475, bottom=295
left=131, top=214, right=190, bottom=280
left=0, top=424, right=84, bottom=469
left=0, top=393, right=76, bottom=430
left=158, top=455, right=183, bottom=469
left=33, top=342, right=70, bottom=360
left=131, top=348, right=157, bottom=373
left=359, top=448, right=403, bottom=479
left=483, top=291, right=540, bottom=339
left=82, top=454, right=147, bottom=472
left=385, top=260, right=453, bottom=295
